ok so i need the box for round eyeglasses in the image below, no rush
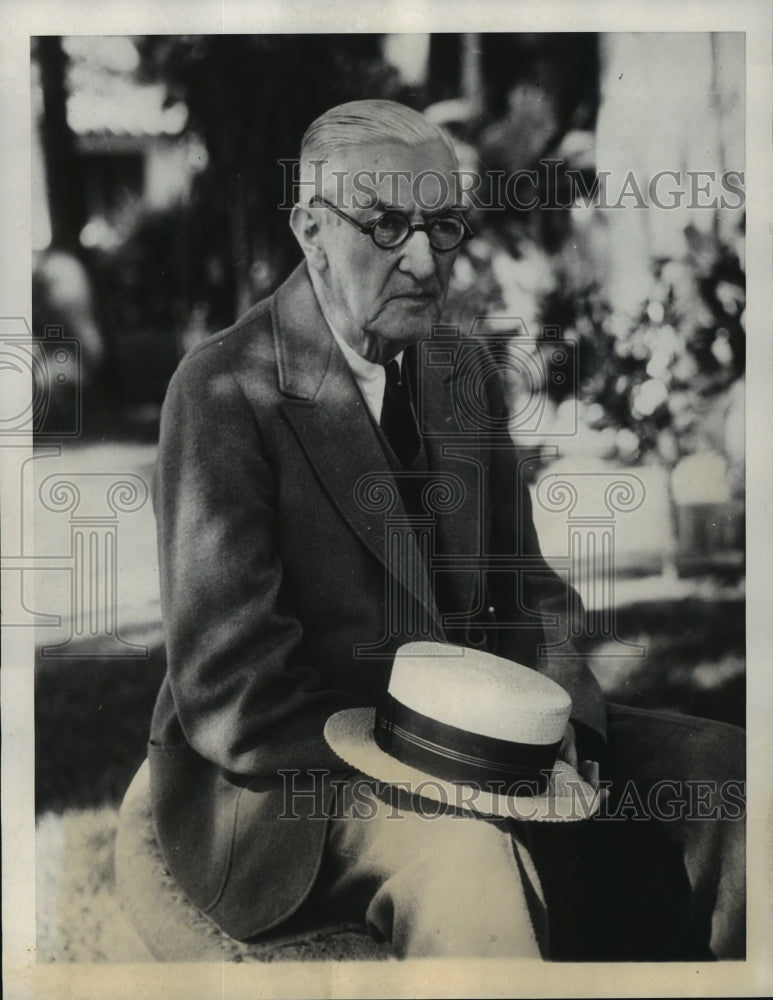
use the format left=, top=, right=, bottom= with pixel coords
left=310, top=196, right=473, bottom=253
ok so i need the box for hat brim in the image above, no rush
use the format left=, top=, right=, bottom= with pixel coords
left=324, top=707, right=600, bottom=823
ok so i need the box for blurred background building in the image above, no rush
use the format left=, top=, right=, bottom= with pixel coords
left=30, top=31, right=745, bottom=578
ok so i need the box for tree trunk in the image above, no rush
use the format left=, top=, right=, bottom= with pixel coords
left=37, top=36, right=86, bottom=254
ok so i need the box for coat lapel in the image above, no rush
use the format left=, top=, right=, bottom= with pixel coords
left=415, top=353, right=486, bottom=619
left=273, top=265, right=442, bottom=629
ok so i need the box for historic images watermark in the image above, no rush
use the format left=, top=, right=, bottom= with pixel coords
left=0, top=318, right=82, bottom=438
left=278, top=769, right=746, bottom=824
left=278, top=158, right=746, bottom=212
left=353, top=317, right=647, bottom=660
left=1, top=317, right=149, bottom=656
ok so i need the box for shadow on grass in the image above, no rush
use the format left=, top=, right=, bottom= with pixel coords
left=35, top=642, right=166, bottom=815
left=581, top=594, right=745, bottom=729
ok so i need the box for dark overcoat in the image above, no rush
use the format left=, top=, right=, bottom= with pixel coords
left=148, top=262, right=606, bottom=940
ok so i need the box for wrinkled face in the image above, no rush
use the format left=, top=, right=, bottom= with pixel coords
left=311, top=139, right=462, bottom=362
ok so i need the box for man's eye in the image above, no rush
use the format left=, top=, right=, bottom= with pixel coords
left=374, top=214, right=407, bottom=239
left=431, top=216, right=463, bottom=236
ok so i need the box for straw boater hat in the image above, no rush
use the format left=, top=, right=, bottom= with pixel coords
left=324, top=641, right=600, bottom=822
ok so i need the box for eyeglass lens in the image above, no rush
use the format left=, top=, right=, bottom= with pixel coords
left=373, top=212, right=466, bottom=251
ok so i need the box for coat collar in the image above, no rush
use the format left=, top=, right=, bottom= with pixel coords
left=272, top=263, right=336, bottom=401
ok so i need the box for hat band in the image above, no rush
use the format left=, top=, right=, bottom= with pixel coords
left=374, top=694, right=561, bottom=795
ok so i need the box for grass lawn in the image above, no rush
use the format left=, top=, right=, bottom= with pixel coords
left=581, top=592, right=745, bottom=728
left=36, top=642, right=166, bottom=815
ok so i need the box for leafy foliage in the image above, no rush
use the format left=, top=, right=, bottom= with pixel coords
left=136, top=35, right=405, bottom=327
left=540, top=228, right=745, bottom=468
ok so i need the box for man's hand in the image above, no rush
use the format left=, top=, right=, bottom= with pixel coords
left=559, top=721, right=601, bottom=790
left=558, top=721, right=579, bottom=769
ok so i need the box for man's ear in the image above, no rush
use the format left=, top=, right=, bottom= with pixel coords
left=290, top=204, right=328, bottom=272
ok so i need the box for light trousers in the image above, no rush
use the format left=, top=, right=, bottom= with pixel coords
left=314, top=776, right=549, bottom=959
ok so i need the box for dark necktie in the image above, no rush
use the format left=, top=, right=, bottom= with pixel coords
left=380, top=358, right=420, bottom=468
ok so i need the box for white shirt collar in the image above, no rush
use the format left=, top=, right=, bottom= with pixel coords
left=323, top=316, right=403, bottom=423
left=329, top=325, right=394, bottom=381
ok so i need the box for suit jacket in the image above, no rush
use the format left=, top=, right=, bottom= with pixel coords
left=148, top=262, right=607, bottom=940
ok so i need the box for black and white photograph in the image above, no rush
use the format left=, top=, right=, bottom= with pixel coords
left=2, top=2, right=772, bottom=998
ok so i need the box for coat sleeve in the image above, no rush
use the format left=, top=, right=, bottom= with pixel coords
left=152, top=345, right=360, bottom=777
left=482, top=349, right=608, bottom=752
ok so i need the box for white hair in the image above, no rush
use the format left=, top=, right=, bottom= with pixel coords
left=298, top=99, right=457, bottom=201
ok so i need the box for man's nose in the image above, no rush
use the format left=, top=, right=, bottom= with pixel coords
left=397, top=229, right=437, bottom=280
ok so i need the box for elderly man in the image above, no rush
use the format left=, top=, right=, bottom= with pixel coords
left=144, top=100, right=744, bottom=960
